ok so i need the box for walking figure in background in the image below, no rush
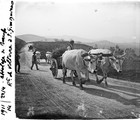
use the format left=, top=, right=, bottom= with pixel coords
left=67, top=39, right=74, bottom=50
left=15, top=51, right=20, bottom=73
left=31, top=52, right=39, bottom=70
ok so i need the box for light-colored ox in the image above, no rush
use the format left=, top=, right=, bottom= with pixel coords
left=88, top=49, right=126, bottom=86
left=62, top=49, right=97, bottom=89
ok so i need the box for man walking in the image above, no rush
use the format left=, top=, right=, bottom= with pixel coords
left=31, top=52, right=39, bottom=70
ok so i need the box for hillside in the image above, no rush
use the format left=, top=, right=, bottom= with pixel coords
left=17, top=34, right=55, bottom=42
left=16, top=34, right=90, bottom=43
left=16, top=34, right=140, bottom=55
left=15, top=37, right=26, bottom=52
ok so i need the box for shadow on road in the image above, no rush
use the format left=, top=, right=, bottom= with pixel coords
left=37, top=69, right=48, bottom=72
left=108, top=85, right=140, bottom=96
left=84, top=87, right=140, bottom=107
left=56, top=77, right=140, bottom=107
left=56, top=77, right=77, bottom=83
left=86, top=80, right=140, bottom=96
left=109, top=84, right=140, bottom=93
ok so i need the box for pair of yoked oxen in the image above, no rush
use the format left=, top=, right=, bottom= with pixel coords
left=62, top=49, right=126, bottom=89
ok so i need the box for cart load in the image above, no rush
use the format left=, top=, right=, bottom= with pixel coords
left=51, top=47, right=67, bottom=59
left=88, top=49, right=112, bottom=57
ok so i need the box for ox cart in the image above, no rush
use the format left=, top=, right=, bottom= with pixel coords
left=50, top=48, right=78, bottom=78
left=49, top=48, right=66, bottom=78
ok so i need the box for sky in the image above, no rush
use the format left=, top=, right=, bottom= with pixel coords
left=15, top=0, right=140, bottom=43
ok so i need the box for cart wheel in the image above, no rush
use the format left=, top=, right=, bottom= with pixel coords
left=50, top=59, right=58, bottom=78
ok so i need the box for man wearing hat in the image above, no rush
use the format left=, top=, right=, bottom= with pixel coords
left=31, top=51, right=39, bottom=70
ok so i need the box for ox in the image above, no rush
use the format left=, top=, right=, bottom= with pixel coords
left=46, top=51, right=52, bottom=64
left=88, top=49, right=126, bottom=86
left=62, top=49, right=97, bottom=89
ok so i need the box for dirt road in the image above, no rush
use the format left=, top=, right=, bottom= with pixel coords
left=15, top=44, right=140, bottom=119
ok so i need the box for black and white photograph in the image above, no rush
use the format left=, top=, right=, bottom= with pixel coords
left=14, top=0, right=140, bottom=119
